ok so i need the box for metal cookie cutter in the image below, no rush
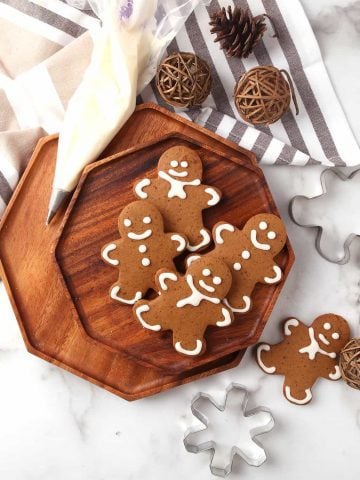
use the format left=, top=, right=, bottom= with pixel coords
left=289, top=168, right=360, bottom=264
left=183, top=383, right=275, bottom=477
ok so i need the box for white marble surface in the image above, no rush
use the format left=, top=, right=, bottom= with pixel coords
left=1, top=1, right=360, bottom=479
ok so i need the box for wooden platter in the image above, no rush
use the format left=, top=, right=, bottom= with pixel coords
left=0, top=103, right=294, bottom=400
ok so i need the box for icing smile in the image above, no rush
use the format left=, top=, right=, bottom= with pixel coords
left=127, top=229, right=152, bottom=240
left=318, top=333, right=330, bottom=346
left=199, top=279, right=215, bottom=293
left=168, top=169, right=188, bottom=178
left=250, top=229, right=270, bottom=250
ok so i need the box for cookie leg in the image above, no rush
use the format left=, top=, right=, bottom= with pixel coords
left=173, top=333, right=205, bottom=356
left=187, top=228, right=211, bottom=252
left=133, top=300, right=161, bottom=331
left=283, top=382, right=313, bottom=406
left=223, top=295, right=251, bottom=313
left=110, top=282, right=143, bottom=305
left=256, top=344, right=276, bottom=374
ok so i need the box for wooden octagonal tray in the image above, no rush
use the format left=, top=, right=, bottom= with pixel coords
left=55, top=133, right=293, bottom=374
left=0, top=104, right=294, bottom=400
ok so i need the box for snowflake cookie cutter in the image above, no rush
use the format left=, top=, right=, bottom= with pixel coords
left=183, top=383, right=275, bottom=477
left=289, top=167, right=360, bottom=264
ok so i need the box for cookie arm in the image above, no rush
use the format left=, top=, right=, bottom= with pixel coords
left=155, top=269, right=179, bottom=292
left=321, top=361, right=342, bottom=381
left=261, top=262, right=283, bottom=285
left=204, top=185, right=221, bottom=207
left=101, top=240, right=123, bottom=266
left=134, top=178, right=151, bottom=199
left=216, top=305, right=234, bottom=327
left=212, top=222, right=236, bottom=246
left=168, top=233, right=187, bottom=255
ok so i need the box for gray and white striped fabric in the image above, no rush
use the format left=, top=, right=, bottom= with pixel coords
left=0, top=0, right=359, bottom=217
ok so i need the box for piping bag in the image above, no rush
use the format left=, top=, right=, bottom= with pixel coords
left=46, top=0, right=208, bottom=224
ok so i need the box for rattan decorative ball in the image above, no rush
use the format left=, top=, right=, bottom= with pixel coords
left=234, top=66, right=299, bottom=125
left=340, top=338, right=360, bottom=390
left=156, top=52, right=212, bottom=108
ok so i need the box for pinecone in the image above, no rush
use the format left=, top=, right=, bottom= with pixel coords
left=209, top=6, right=267, bottom=58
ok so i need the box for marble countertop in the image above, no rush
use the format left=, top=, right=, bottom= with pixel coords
left=1, top=1, right=360, bottom=479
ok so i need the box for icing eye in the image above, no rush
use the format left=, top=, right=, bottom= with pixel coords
left=242, top=250, right=250, bottom=260
left=180, top=161, right=188, bottom=168
left=124, top=218, right=132, bottom=227
left=170, top=160, right=178, bottom=168
left=143, top=216, right=151, bottom=224
left=267, top=231, right=276, bottom=240
left=324, top=323, right=331, bottom=330
left=202, top=268, right=211, bottom=276
left=233, top=262, right=241, bottom=271
left=213, top=276, right=222, bottom=285
left=259, top=221, right=268, bottom=230
left=332, top=332, right=340, bottom=340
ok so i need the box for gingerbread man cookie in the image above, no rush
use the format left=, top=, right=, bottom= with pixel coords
left=256, top=314, right=350, bottom=405
left=133, top=257, right=234, bottom=356
left=188, top=213, right=287, bottom=313
left=101, top=200, right=187, bottom=305
left=134, top=146, right=221, bottom=251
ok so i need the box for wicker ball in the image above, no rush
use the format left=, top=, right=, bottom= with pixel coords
left=340, top=338, right=360, bottom=390
left=234, top=66, right=299, bottom=125
left=156, top=52, right=212, bottom=108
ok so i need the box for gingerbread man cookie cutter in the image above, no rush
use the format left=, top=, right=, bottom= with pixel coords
left=184, top=383, right=274, bottom=477
left=289, top=168, right=360, bottom=264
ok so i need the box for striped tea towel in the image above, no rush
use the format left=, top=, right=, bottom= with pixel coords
left=0, top=0, right=359, bottom=218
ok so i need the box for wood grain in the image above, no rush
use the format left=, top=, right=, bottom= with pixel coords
left=0, top=104, right=294, bottom=399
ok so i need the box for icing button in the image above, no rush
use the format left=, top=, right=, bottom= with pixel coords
left=139, top=244, right=147, bottom=253
left=242, top=250, right=250, bottom=260
left=142, top=258, right=151, bottom=267
left=233, top=262, right=241, bottom=271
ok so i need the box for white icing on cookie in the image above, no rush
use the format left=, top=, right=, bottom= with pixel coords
left=285, top=385, right=312, bottom=405
left=233, top=262, right=241, bottom=271
left=202, top=268, right=211, bottom=276
left=138, top=244, right=147, bottom=253
left=102, top=244, right=119, bottom=266
left=199, top=279, right=215, bottom=293
left=205, top=187, right=220, bottom=206
left=181, top=161, right=188, bottom=168
left=135, top=304, right=161, bottom=331
left=223, top=296, right=251, bottom=313
left=267, top=231, right=276, bottom=240
left=169, top=169, right=188, bottom=178
left=259, top=221, right=268, bottom=230
left=257, top=344, right=276, bottom=373
left=215, top=223, right=235, bottom=244
left=216, top=307, right=232, bottom=327
left=284, top=318, right=299, bottom=335
left=158, top=272, right=178, bottom=291
left=318, top=333, right=330, bottom=346
left=127, top=229, right=152, bottom=240
left=135, top=178, right=151, bottom=199
left=171, top=234, right=186, bottom=252
left=141, top=258, right=150, bottom=267
left=299, top=327, right=336, bottom=360
left=176, top=274, right=220, bottom=308
left=241, top=250, right=250, bottom=259
left=175, top=339, right=202, bottom=356
left=264, top=266, right=282, bottom=284
left=213, top=276, right=222, bottom=285
left=143, top=216, right=151, bottom=224
left=329, top=365, right=341, bottom=380
left=250, top=229, right=271, bottom=250
left=124, top=219, right=132, bottom=227
left=170, top=160, right=178, bottom=167
left=324, top=323, right=331, bottom=330
left=186, top=255, right=201, bottom=266
left=332, top=332, right=340, bottom=340
left=187, top=229, right=210, bottom=251
left=158, top=170, right=200, bottom=199
left=111, top=286, right=142, bottom=305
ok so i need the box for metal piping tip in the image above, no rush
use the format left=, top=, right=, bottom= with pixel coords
left=45, top=188, right=71, bottom=226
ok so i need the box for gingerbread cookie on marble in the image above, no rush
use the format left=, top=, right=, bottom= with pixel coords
left=134, top=146, right=221, bottom=252
left=101, top=200, right=187, bottom=305
left=133, top=256, right=234, bottom=356
left=256, top=314, right=350, bottom=405
left=188, top=213, right=287, bottom=313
